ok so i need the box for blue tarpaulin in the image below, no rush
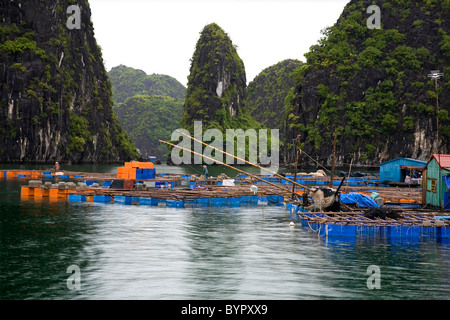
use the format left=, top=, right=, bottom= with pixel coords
left=442, top=175, right=450, bottom=191
left=340, top=193, right=380, bottom=207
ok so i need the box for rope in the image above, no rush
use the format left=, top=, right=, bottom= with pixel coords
left=298, top=149, right=331, bottom=174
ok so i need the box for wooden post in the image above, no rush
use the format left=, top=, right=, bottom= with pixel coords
left=291, top=135, right=301, bottom=200
left=346, top=158, right=353, bottom=187
left=422, top=169, right=427, bottom=205
left=330, top=130, right=337, bottom=188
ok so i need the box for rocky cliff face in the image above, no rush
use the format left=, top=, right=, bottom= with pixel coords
left=181, top=23, right=257, bottom=131
left=284, top=0, right=450, bottom=166
left=247, top=59, right=302, bottom=138
left=0, top=0, right=139, bottom=163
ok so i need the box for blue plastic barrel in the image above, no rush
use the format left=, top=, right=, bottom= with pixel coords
left=68, top=195, right=86, bottom=202
left=139, top=197, right=158, bottom=206
left=93, top=195, right=111, bottom=202
left=114, top=196, right=132, bottom=204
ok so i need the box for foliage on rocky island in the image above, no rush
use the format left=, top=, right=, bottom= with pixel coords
left=0, top=0, right=139, bottom=163
left=181, top=23, right=260, bottom=133
left=284, top=0, right=450, bottom=165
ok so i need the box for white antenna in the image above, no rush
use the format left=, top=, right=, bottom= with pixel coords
left=427, top=70, right=444, bottom=80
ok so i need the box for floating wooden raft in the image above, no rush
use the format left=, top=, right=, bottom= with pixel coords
left=296, top=211, right=449, bottom=227
left=289, top=205, right=450, bottom=239
left=68, top=185, right=293, bottom=201
left=21, top=182, right=292, bottom=207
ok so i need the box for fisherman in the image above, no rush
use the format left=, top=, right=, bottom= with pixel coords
left=54, top=162, right=60, bottom=171
left=405, top=175, right=411, bottom=184
left=203, top=164, right=209, bottom=180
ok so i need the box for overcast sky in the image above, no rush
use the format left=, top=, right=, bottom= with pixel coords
left=89, top=0, right=350, bottom=87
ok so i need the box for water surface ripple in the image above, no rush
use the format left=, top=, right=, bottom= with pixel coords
left=1, top=176, right=450, bottom=300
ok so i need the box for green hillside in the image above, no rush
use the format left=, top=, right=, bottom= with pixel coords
left=113, top=95, right=184, bottom=159
left=109, top=64, right=186, bottom=104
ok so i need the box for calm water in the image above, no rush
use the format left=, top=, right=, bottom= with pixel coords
left=1, top=164, right=450, bottom=300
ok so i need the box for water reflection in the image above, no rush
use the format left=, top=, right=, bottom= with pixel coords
left=183, top=207, right=245, bottom=299
left=1, top=198, right=96, bottom=299
left=1, top=171, right=450, bottom=299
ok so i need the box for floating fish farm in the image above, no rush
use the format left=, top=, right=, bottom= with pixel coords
left=287, top=204, right=450, bottom=240
left=3, top=161, right=449, bottom=241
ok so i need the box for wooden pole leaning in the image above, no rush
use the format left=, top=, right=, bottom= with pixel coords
left=174, top=129, right=315, bottom=193
left=159, top=139, right=294, bottom=195
left=291, top=134, right=301, bottom=200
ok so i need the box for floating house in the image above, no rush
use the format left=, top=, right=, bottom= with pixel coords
left=424, top=154, right=450, bottom=209
left=379, top=157, right=426, bottom=183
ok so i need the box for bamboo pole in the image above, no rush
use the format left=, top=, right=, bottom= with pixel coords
left=159, top=139, right=295, bottom=195
left=346, top=158, right=353, bottom=187
left=298, top=148, right=331, bottom=174
left=292, top=135, right=301, bottom=199
left=330, top=130, right=337, bottom=188
left=174, top=129, right=315, bottom=192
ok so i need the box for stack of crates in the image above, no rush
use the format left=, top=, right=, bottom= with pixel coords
left=116, top=161, right=155, bottom=180
left=136, top=168, right=156, bottom=179
left=117, top=167, right=135, bottom=179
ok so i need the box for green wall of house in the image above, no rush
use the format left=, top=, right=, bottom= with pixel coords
left=426, top=158, right=450, bottom=208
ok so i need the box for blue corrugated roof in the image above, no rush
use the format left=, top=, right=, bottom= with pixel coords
left=380, top=157, right=426, bottom=166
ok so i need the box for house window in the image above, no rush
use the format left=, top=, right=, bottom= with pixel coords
left=428, top=178, right=437, bottom=193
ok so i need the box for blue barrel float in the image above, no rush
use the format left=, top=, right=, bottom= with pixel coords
left=68, top=194, right=86, bottom=202
left=93, top=195, right=111, bottom=203
left=114, top=196, right=132, bottom=205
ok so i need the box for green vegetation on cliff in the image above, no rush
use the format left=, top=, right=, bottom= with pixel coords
left=0, top=0, right=139, bottom=163
left=284, top=0, right=450, bottom=165
left=108, top=65, right=186, bottom=160
left=247, top=59, right=302, bottom=137
left=181, top=23, right=260, bottom=133
left=113, top=95, right=184, bottom=159
left=109, top=65, right=186, bottom=104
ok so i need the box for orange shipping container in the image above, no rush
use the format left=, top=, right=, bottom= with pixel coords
left=124, top=162, right=140, bottom=168
left=124, top=161, right=154, bottom=169
left=128, top=168, right=136, bottom=179
left=117, top=167, right=130, bottom=179
left=139, top=162, right=154, bottom=169
left=117, top=167, right=129, bottom=174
